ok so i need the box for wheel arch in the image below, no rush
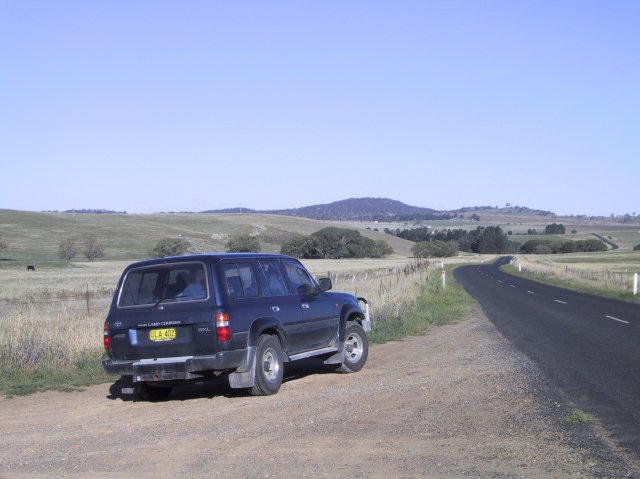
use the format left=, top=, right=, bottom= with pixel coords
left=247, top=316, right=287, bottom=350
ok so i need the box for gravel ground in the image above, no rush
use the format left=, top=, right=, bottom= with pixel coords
left=1, top=309, right=639, bottom=478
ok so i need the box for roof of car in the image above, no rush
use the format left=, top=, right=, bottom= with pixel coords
left=125, top=253, right=293, bottom=269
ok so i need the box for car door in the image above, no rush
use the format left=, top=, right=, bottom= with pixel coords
left=281, top=258, right=340, bottom=350
left=256, top=259, right=306, bottom=353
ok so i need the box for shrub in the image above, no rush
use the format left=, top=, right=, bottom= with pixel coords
left=152, top=237, right=190, bottom=257
left=634, top=243, right=640, bottom=251
left=83, top=237, right=105, bottom=261
left=226, top=234, right=261, bottom=253
left=574, top=239, right=607, bottom=252
left=58, top=238, right=80, bottom=260
left=411, top=240, right=457, bottom=258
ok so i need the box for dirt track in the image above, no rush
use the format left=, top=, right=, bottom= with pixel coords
left=1, top=309, right=638, bottom=478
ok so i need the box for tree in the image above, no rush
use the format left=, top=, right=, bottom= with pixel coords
left=634, top=243, right=640, bottom=251
left=83, top=237, right=105, bottom=261
left=471, top=226, right=508, bottom=254
left=226, top=234, right=261, bottom=253
left=280, top=235, right=321, bottom=259
left=58, top=238, right=80, bottom=260
left=470, top=214, right=480, bottom=221
left=371, top=240, right=393, bottom=258
left=544, top=223, right=566, bottom=234
left=311, top=227, right=375, bottom=259
left=152, top=237, right=190, bottom=257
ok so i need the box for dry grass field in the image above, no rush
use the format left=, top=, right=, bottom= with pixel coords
left=510, top=251, right=640, bottom=299
left=0, top=255, right=483, bottom=395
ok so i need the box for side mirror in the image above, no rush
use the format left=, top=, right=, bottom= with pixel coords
left=297, top=284, right=315, bottom=296
left=318, top=277, right=332, bottom=292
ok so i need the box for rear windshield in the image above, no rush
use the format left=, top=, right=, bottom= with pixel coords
left=118, top=262, right=209, bottom=307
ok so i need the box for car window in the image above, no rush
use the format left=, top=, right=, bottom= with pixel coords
left=223, top=263, right=259, bottom=299
left=259, top=260, right=290, bottom=297
left=119, top=262, right=208, bottom=307
left=282, top=258, right=316, bottom=294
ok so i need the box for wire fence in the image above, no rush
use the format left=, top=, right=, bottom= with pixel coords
left=0, top=259, right=448, bottom=320
left=514, top=255, right=639, bottom=295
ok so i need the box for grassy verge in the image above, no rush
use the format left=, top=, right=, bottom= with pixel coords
left=1, top=362, right=113, bottom=397
left=501, top=264, right=640, bottom=303
left=368, top=265, right=474, bottom=343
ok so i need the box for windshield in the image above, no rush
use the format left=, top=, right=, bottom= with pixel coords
left=118, top=262, right=209, bottom=307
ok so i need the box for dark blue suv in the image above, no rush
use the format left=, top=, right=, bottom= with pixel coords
left=102, top=253, right=370, bottom=399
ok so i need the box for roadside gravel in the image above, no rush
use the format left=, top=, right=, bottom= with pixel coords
left=1, top=309, right=638, bottom=478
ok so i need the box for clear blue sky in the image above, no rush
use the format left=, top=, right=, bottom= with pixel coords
left=1, top=1, right=638, bottom=216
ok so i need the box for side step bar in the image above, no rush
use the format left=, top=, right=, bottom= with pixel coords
left=288, top=346, right=339, bottom=361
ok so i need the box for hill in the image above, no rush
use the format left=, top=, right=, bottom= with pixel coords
left=0, top=209, right=415, bottom=264
left=204, top=197, right=448, bottom=221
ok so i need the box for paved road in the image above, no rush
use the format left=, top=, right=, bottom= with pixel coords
left=454, top=257, right=640, bottom=455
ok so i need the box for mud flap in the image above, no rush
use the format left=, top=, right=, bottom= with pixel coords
left=323, top=342, right=345, bottom=365
left=228, top=346, right=257, bottom=389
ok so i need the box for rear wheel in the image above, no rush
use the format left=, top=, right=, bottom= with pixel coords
left=251, top=335, right=284, bottom=396
left=336, top=322, right=368, bottom=373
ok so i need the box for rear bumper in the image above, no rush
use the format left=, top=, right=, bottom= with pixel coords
left=102, top=348, right=254, bottom=382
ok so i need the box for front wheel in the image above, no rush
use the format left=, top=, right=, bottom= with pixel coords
left=251, top=335, right=284, bottom=396
left=336, top=322, right=368, bottom=373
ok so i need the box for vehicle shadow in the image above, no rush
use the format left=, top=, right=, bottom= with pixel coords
left=106, top=358, right=339, bottom=402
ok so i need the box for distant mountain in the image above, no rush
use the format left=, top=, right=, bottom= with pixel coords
left=203, top=197, right=450, bottom=221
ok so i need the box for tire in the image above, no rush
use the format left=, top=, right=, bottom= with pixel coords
left=336, top=322, right=368, bottom=373
left=251, top=335, right=284, bottom=396
left=138, top=382, right=172, bottom=401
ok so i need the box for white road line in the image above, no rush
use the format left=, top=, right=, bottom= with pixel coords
left=510, top=285, right=516, bottom=288
left=527, top=291, right=535, bottom=294
left=554, top=300, right=567, bottom=304
left=606, top=315, right=630, bottom=324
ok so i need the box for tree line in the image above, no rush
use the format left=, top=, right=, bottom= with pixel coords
left=387, top=225, right=609, bottom=258
left=151, top=227, right=395, bottom=260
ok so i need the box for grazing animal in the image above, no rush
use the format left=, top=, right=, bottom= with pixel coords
left=27, top=265, right=36, bottom=271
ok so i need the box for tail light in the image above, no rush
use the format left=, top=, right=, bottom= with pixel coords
left=216, top=312, right=230, bottom=342
left=103, top=322, right=110, bottom=350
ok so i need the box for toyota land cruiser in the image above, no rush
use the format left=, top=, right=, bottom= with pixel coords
left=102, top=253, right=370, bottom=399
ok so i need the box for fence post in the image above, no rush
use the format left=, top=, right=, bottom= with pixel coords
left=86, top=284, right=90, bottom=314
left=634, top=273, right=638, bottom=296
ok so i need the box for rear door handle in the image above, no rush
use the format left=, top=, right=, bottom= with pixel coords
left=271, top=306, right=280, bottom=312
left=301, top=303, right=310, bottom=309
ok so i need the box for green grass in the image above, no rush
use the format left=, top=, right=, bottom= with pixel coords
left=564, top=409, right=593, bottom=424
left=0, top=360, right=113, bottom=397
left=368, top=265, right=473, bottom=343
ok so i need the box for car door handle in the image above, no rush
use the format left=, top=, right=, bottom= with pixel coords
left=301, top=303, right=310, bottom=309
left=271, top=306, right=280, bottom=312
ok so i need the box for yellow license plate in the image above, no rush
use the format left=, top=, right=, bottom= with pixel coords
left=149, top=328, right=176, bottom=342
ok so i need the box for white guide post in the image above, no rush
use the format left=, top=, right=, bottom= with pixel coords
left=634, top=273, right=638, bottom=296
left=441, top=270, right=446, bottom=289
left=518, top=263, right=522, bottom=272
